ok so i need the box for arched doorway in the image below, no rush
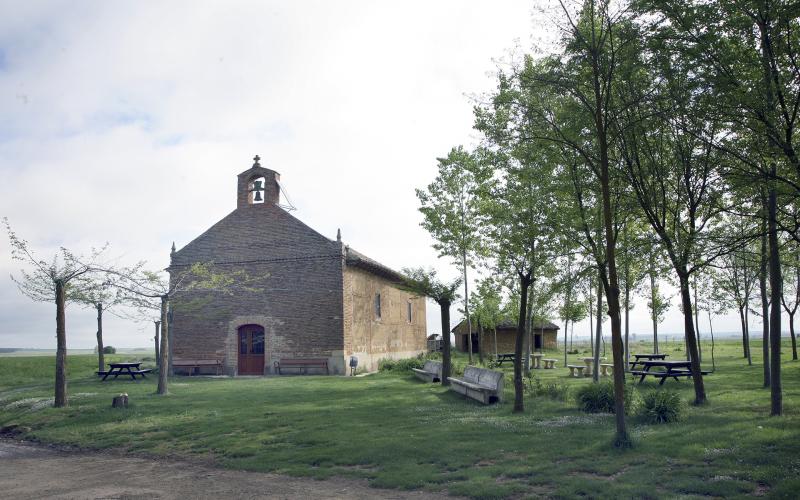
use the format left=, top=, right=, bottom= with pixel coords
left=238, top=324, right=265, bottom=375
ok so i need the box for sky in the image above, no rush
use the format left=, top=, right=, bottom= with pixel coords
left=0, top=1, right=762, bottom=350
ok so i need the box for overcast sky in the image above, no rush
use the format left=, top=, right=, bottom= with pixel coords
left=0, top=1, right=760, bottom=350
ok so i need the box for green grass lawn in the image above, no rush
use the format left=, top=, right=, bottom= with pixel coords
left=1, top=340, right=798, bottom=499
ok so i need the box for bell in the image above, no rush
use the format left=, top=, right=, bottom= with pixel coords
left=253, top=191, right=263, bottom=202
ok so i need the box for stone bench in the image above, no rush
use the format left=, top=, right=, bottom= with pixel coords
left=447, top=366, right=504, bottom=404
left=567, top=365, right=585, bottom=377
left=173, top=359, right=222, bottom=376
left=274, top=358, right=329, bottom=375
left=542, top=358, right=558, bottom=369
left=411, top=360, right=442, bottom=383
left=600, top=363, right=614, bottom=376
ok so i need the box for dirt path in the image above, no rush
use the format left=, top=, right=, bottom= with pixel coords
left=0, top=439, right=449, bottom=499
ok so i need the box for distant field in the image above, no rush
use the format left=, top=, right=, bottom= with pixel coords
left=0, top=340, right=798, bottom=498
left=0, top=348, right=153, bottom=357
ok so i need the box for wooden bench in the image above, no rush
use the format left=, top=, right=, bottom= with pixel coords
left=542, top=358, right=558, bottom=369
left=172, top=359, right=222, bottom=376
left=411, top=360, right=442, bottom=383
left=447, top=366, right=504, bottom=404
left=566, top=365, right=585, bottom=377
left=132, top=369, right=152, bottom=378
left=600, top=363, right=614, bottom=376
left=274, top=358, right=329, bottom=375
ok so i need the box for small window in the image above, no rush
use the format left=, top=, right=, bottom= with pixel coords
left=374, top=293, right=382, bottom=319
left=407, top=301, right=412, bottom=323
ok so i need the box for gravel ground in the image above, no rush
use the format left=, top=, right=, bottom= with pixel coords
left=0, top=439, right=450, bottom=499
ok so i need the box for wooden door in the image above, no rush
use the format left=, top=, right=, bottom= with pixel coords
left=238, top=325, right=265, bottom=375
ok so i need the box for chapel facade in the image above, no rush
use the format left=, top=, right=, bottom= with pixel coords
left=168, top=156, right=426, bottom=375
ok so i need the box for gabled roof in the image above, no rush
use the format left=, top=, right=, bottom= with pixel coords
left=345, top=246, right=405, bottom=283
left=452, top=317, right=560, bottom=334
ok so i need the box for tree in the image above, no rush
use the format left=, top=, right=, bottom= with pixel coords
left=514, top=0, right=636, bottom=444
left=780, top=240, right=800, bottom=360
left=71, top=280, right=125, bottom=372
left=5, top=218, right=109, bottom=408
left=417, top=147, right=485, bottom=364
left=399, top=267, right=461, bottom=386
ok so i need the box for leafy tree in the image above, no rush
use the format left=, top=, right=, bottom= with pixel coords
left=417, top=147, right=485, bottom=364
left=399, top=267, right=461, bottom=386
left=71, top=280, right=125, bottom=372
left=5, top=218, right=109, bottom=407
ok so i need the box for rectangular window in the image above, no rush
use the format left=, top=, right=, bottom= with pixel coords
left=407, top=301, right=412, bottom=323
left=375, top=293, right=382, bottom=319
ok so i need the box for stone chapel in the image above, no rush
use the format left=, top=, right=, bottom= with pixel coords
left=168, top=156, right=427, bottom=375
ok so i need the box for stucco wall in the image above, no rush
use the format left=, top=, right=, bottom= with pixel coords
left=342, top=266, right=426, bottom=372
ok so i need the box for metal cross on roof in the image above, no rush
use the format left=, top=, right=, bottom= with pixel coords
left=253, top=155, right=261, bottom=167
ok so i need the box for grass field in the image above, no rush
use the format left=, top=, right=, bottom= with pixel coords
left=0, top=340, right=798, bottom=498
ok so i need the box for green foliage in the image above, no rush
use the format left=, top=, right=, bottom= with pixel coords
left=102, top=346, right=116, bottom=354
left=640, top=390, right=684, bottom=424
left=528, top=377, right=570, bottom=401
left=575, top=381, right=641, bottom=415
left=377, top=357, right=424, bottom=373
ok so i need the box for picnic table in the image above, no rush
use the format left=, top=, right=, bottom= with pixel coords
left=98, top=362, right=151, bottom=381
left=630, top=359, right=708, bottom=385
left=629, top=353, right=668, bottom=371
left=532, top=352, right=543, bottom=369
left=496, top=353, right=515, bottom=365
left=578, top=356, right=606, bottom=377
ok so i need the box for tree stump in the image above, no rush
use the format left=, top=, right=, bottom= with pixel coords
left=112, top=393, right=128, bottom=408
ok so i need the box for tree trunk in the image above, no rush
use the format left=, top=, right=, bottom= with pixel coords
left=463, top=252, right=473, bottom=365
left=157, top=296, right=170, bottom=395
left=738, top=306, right=749, bottom=360
left=678, top=272, right=707, bottom=404
left=624, top=278, right=630, bottom=370
left=54, top=279, right=68, bottom=408
left=477, top=320, right=484, bottom=364
left=440, top=300, right=452, bottom=386
left=759, top=214, right=770, bottom=388
left=154, top=321, right=161, bottom=368
left=745, top=296, right=753, bottom=365
left=493, top=327, right=498, bottom=360
left=588, top=275, right=594, bottom=355
left=649, top=249, right=659, bottom=354
left=593, top=271, right=602, bottom=383
left=790, top=314, right=798, bottom=361
left=767, top=165, right=782, bottom=415
left=513, top=273, right=532, bottom=413
left=96, top=303, right=105, bottom=372
left=693, top=279, right=702, bottom=362
left=524, top=290, right=533, bottom=376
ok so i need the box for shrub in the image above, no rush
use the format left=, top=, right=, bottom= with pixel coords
left=575, top=381, right=640, bottom=414
left=377, top=355, right=424, bottom=372
left=527, top=377, right=570, bottom=401
left=641, top=390, right=683, bottom=424
left=102, top=346, right=116, bottom=354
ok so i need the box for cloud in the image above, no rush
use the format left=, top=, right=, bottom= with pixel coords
left=0, top=1, right=748, bottom=349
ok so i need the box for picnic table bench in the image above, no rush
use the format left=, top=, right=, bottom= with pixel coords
left=447, top=366, right=504, bottom=404
left=542, top=358, right=557, bottom=369
left=567, top=365, right=585, bottom=377
left=629, top=353, right=668, bottom=371
left=412, top=360, right=442, bottom=383
left=274, top=358, right=329, bottom=375
left=97, top=362, right=151, bottom=381
left=172, top=358, right=223, bottom=375
left=631, top=360, right=711, bottom=385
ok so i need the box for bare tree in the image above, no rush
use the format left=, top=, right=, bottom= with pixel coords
left=5, top=218, right=109, bottom=407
